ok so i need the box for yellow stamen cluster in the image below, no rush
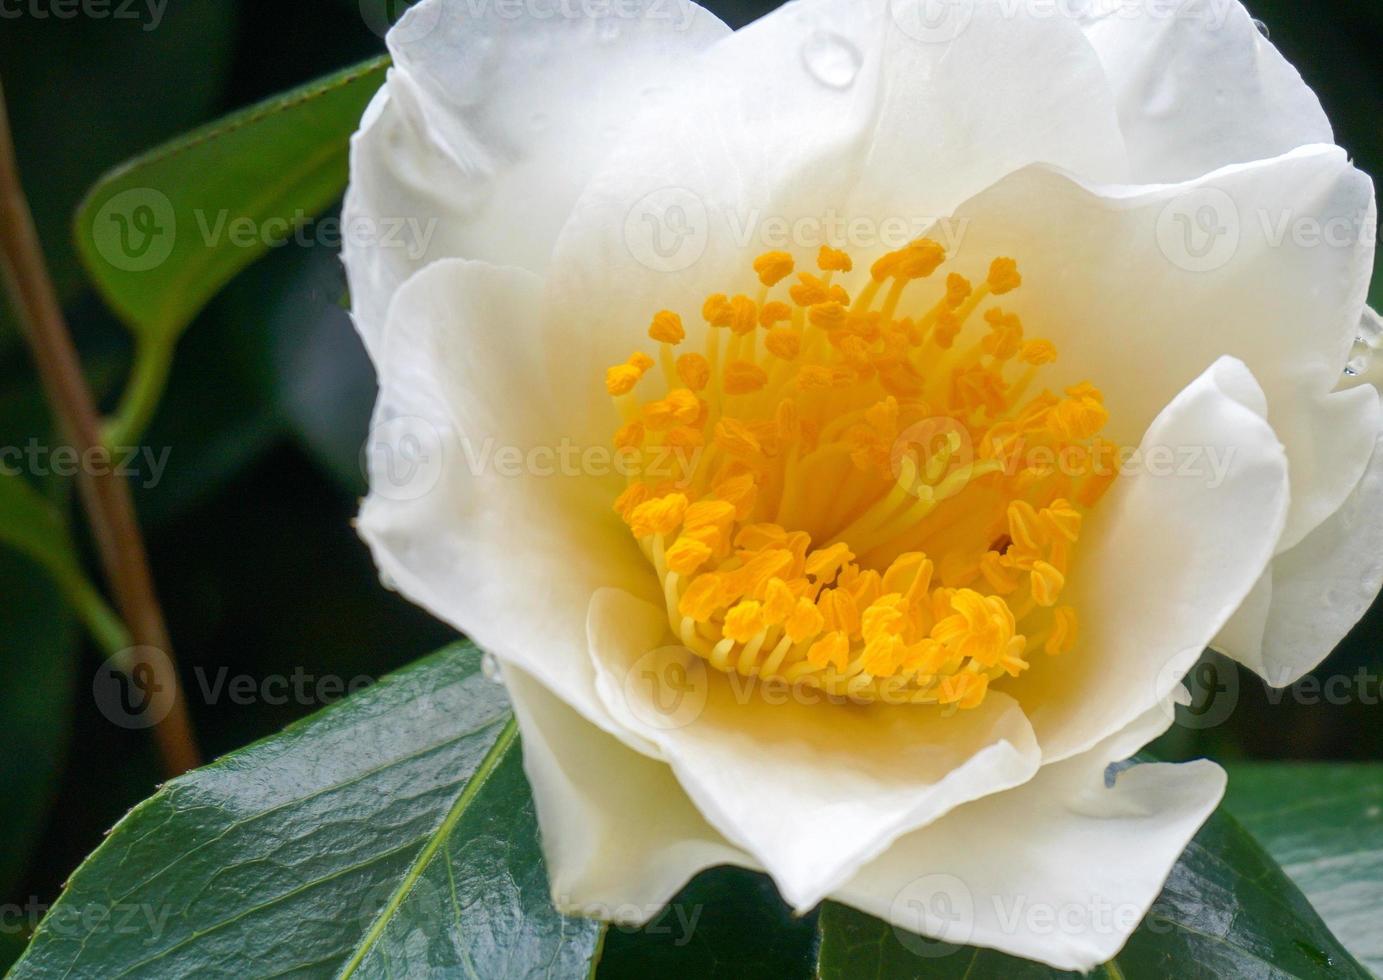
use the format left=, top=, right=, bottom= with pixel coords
left=607, top=240, right=1117, bottom=709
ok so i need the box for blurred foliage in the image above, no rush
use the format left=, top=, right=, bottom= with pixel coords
left=0, top=0, right=1378, bottom=971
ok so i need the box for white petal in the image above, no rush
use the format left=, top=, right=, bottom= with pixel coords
left=503, top=663, right=750, bottom=921
left=833, top=708, right=1226, bottom=972
left=357, top=258, right=653, bottom=739
left=541, top=0, right=1127, bottom=374
left=342, top=0, right=730, bottom=356
left=1080, top=0, right=1332, bottom=182
left=942, top=146, right=1376, bottom=551
left=1235, top=427, right=1383, bottom=685
left=1009, top=358, right=1289, bottom=762
left=584, top=587, right=1041, bottom=911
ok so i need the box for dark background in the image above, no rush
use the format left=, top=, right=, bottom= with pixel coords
left=0, top=0, right=1379, bottom=965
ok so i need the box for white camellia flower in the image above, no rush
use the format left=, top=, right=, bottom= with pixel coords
left=344, top=0, right=1380, bottom=969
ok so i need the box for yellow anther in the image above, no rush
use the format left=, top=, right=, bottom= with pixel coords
left=945, top=272, right=972, bottom=308
left=1030, top=560, right=1065, bottom=606
left=1045, top=606, right=1078, bottom=656
left=765, top=327, right=802, bottom=361
left=613, top=482, right=650, bottom=518
left=895, top=238, right=947, bottom=279
left=785, top=597, right=825, bottom=644
left=759, top=301, right=792, bottom=328
left=666, top=536, right=713, bottom=575
left=805, top=542, right=854, bottom=584
left=818, top=244, right=853, bottom=272
left=1041, top=500, right=1082, bottom=542
left=628, top=493, right=689, bottom=538
left=987, top=257, right=1021, bottom=294
left=762, top=578, right=796, bottom=624
left=789, top=273, right=830, bottom=307
left=933, top=308, right=962, bottom=348
left=1021, top=339, right=1057, bottom=365
left=628, top=351, right=655, bottom=373
left=1048, top=384, right=1109, bottom=440
left=676, top=352, right=711, bottom=391
left=1007, top=500, right=1045, bottom=552
left=808, top=301, right=849, bottom=332
left=818, top=588, right=861, bottom=637
left=937, top=670, right=989, bottom=709
left=714, top=418, right=762, bottom=457
left=680, top=575, right=726, bottom=621
left=712, top=472, right=758, bottom=520
left=703, top=293, right=733, bottom=326
left=753, top=251, right=795, bottom=287
left=606, top=363, right=643, bottom=396
left=728, top=294, right=758, bottom=335
left=613, top=421, right=645, bottom=450
left=724, top=361, right=769, bottom=395
left=982, top=309, right=1023, bottom=361
left=861, top=595, right=909, bottom=642
left=649, top=310, right=685, bottom=344
left=685, top=499, right=736, bottom=535
left=807, top=631, right=849, bottom=671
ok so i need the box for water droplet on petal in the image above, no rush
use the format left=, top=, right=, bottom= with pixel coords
left=1252, top=17, right=1270, bottom=38
left=481, top=652, right=502, bottom=682
left=801, top=31, right=861, bottom=89
left=1344, top=343, right=1371, bottom=377
left=1358, top=306, right=1383, bottom=347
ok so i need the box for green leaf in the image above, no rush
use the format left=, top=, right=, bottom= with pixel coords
left=0, top=550, right=78, bottom=899
left=8, top=643, right=603, bottom=979
left=816, top=791, right=1370, bottom=979
left=0, top=468, right=74, bottom=573
left=73, top=57, right=387, bottom=345
left=594, top=866, right=819, bottom=980
left=1227, top=763, right=1383, bottom=977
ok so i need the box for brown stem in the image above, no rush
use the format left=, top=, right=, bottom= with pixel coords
left=0, top=80, right=199, bottom=776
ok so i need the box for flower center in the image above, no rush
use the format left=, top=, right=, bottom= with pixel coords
left=606, top=240, right=1118, bottom=709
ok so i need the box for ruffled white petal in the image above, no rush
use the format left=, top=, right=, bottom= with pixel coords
left=342, top=0, right=730, bottom=356
left=503, top=663, right=751, bottom=920
left=1224, top=428, right=1383, bottom=685
left=832, top=706, right=1225, bottom=972
left=1009, top=358, right=1289, bottom=762
left=584, top=587, right=1041, bottom=911
left=1080, top=0, right=1332, bottom=181
left=940, top=146, right=1375, bottom=553
left=357, top=258, right=650, bottom=739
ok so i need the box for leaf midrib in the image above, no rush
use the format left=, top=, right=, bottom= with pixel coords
left=336, top=716, right=520, bottom=978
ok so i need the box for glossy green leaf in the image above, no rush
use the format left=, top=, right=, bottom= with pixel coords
left=595, top=866, right=819, bottom=980
left=7, top=643, right=603, bottom=979
left=816, top=787, right=1370, bottom=979
left=73, top=56, right=387, bottom=344
left=1227, top=763, right=1383, bottom=976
